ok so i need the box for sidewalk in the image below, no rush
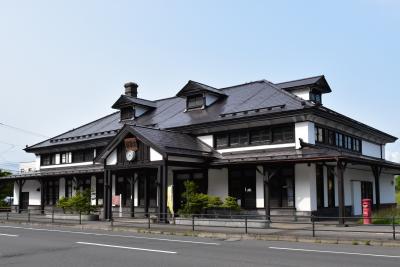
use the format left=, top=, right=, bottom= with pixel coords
left=2, top=217, right=400, bottom=247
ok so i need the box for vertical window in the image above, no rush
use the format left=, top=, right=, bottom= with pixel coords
left=272, top=126, right=294, bottom=143
left=250, top=128, right=271, bottom=145
left=327, top=167, right=335, bottom=208
left=315, top=126, right=325, bottom=143
left=65, top=178, right=73, bottom=198
left=316, top=165, right=324, bottom=209
left=215, top=134, right=229, bottom=149
left=44, top=179, right=59, bottom=205
left=336, top=133, right=343, bottom=148
left=229, top=132, right=249, bottom=146
left=121, top=107, right=134, bottom=120
left=187, top=94, right=204, bottom=109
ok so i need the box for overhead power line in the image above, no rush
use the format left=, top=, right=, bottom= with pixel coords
left=0, top=122, right=49, bottom=138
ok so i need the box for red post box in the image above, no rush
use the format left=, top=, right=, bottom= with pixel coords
left=362, top=198, right=372, bottom=224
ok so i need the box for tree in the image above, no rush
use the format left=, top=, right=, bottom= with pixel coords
left=0, top=169, right=12, bottom=207
left=396, top=175, right=400, bottom=191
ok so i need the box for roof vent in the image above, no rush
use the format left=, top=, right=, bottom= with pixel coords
left=124, top=82, right=138, bottom=98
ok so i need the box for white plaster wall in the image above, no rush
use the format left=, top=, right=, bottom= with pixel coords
left=295, top=121, right=315, bottom=149
left=16, top=180, right=41, bottom=206
left=135, top=105, right=148, bottom=117
left=351, top=181, right=362, bottom=215
left=35, top=155, right=41, bottom=170
left=40, top=161, right=94, bottom=169
left=362, top=140, right=382, bottom=158
left=205, top=94, right=219, bottom=106
left=13, top=182, right=19, bottom=205
left=59, top=178, right=66, bottom=198
left=256, top=166, right=264, bottom=208
left=112, top=174, right=116, bottom=196
left=218, top=143, right=295, bottom=153
left=378, top=173, right=395, bottom=204
left=197, top=135, right=213, bottom=147
left=150, top=148, right=163, bottom=161
left=295, top=163, right=317, bottom=211
left=19, top=161, right=37, bottom=173
left=291, top=88, right=310, bottom=100
left=106, top=149, right=117, bottom=165
left=208, top=168, right=228, bottom=200
left=91, top=176, right=97, bottom=205
left=323, top=166, right=328, bottom=207
left=381, top=145, right=386, bottom=159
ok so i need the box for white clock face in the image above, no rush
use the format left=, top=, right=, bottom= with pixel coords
left=126, top=150, right=135, bottom=161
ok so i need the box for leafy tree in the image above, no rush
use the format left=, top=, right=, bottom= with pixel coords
left=395, top=175, right=400, bottom=191
left=0, top=169, right=12, bottom=206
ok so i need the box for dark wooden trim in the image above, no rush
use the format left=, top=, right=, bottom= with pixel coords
left=336, top=160, right=347, bottom=225
left=371, top=165, right=383, bottom=210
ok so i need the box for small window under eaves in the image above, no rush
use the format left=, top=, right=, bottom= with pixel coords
left=187, top=94, right=204, bottom=110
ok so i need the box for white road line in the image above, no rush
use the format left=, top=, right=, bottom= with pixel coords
left=0, top=225, right=219, bottom=245
left=269, top=246, right=400, bottom=259
left=0, top=233, right=19, bottom=237
left=76, top=242, right=177, bottom=254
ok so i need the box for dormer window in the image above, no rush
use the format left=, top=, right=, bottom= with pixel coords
left=310, top=91, right=322, bottom=104
left=121, top=107, right=135, bottom=121
left=187, top=94, right=204, bottom=110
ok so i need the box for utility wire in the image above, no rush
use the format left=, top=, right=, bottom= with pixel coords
left=0, top=122, right=49, bottom=138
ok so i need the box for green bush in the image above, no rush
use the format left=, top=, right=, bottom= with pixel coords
left=207, top=196, right=223, bottom=208
left=0, top=199, right=9, bottom=208
left=57, top=189, right=96, bottom=214
left=222, top=196, right=241, bottom=211
left=371, top=208, right=400, bottom=225
left=178, top=180, right=241, bottom=216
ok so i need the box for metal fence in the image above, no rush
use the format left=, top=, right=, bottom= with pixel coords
left=1, top=210, right=399, bottom=240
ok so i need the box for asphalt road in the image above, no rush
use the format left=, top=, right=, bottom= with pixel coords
left=0, top=222, right=399, bottom=267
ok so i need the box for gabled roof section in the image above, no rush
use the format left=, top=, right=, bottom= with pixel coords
left=111, top=95, right=157, bottom=109
left=176, top=80, right=227, bottom=97
left=95, top=124, right=219, bottom=163
left=276, top=75, right=331, bottom=93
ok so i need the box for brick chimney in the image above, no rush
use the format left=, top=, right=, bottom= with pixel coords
left=124, top=82, right=138, bottom=98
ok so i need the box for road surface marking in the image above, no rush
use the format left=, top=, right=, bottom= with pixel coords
left=269, top=246, right=400, bottom=259
left=0, top=233, right=19, bottom=237
left=0, top=225, right=219, bottom=245
left=76, top=242, right=177, bottom=254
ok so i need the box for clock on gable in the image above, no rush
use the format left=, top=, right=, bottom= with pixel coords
left=124, top=137, right=138, bottom=161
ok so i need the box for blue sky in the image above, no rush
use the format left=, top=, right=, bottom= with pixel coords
left=0, top=0, right=399, bottom=171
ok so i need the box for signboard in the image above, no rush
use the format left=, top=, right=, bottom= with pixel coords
left=124, top=137, right=138, bottom=161
left=112, top=195, right=121, bottom=206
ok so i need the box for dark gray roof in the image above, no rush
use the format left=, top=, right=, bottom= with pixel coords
left=277, top=75, right=331, bottom=93
left=27, top=80, right=311, bottom=152
left=111, top=95, right=157, bottom=109
left=0, top=164, right=104, bottom=180
left=95, top=124, right=219, bottom=161
left=25, top=77, right=396, bottom=152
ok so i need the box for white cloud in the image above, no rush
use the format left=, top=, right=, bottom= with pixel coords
left=387, top=151, right=400, bottom=163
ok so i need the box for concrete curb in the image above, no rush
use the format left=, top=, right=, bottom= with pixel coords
left=2, top=220, right=400, bottom=247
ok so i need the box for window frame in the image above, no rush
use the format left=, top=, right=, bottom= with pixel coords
left=186, top=94, right=205, bottom=110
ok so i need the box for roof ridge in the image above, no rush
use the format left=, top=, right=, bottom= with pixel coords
left=275, top=75, right=324, bottom=85
left=261, top=80, right=314, bottom=107
left=25, top=111, right=120, bottom=151
left=219, top=80, right=266, bottom=90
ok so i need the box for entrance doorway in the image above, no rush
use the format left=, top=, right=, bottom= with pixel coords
left=268, top=166, right=294, bottom=208
left=20, top=192, right=29, bottom=211
left=229, top=168, right=256, bottom=209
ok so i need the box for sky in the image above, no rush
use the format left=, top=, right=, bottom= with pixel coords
left=0, top=0, right=399, bottom=172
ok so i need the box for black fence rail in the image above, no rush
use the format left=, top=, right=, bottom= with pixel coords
left=110, top=211, right=400, bottom=240
left=1, top=210, right=399, bottom=240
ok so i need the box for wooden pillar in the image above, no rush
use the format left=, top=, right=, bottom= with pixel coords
left=103, top=170, right=112, bottom=220
left=103, top=170, right=108, bottom=220
left=39, top=179, right=45, bottom=214
left=371, top=165, right=382, bottom=210
left=144, top=171, right=148, bottom=216
left=336, top=160, right=347, bottom=225
left=262, top=168, right=270, bottom=220
left=160, top=161, right=168, bottom=223
left=17, top=179, right=23, bottom=213
left=130, top=174, right=135, bottom=218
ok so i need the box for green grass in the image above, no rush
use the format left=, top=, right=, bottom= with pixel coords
left=371, top=207, right=400, bottom=224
